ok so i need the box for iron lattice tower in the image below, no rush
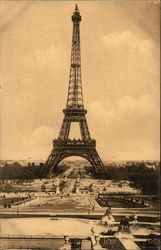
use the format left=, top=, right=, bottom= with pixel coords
left=44, top=5, right=104, bottom=175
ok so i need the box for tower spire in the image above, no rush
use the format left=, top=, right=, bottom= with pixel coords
left=66, top=3, right=83, bottom=108
left=75, top=3, right=78, bottom=11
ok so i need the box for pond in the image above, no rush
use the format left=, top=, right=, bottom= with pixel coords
left=0, top=217, right=105, bottom=236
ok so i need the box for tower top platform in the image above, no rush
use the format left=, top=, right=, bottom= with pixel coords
left=72, top=4, right=81, bottom=22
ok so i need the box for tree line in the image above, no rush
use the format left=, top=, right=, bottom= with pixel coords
left=85, top=162, right=160, bottom=195
left=0, top=162, right=68, bottom=180
left=0, top=161, right=159, bottom=195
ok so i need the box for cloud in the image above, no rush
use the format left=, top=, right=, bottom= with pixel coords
left=102, top=30, right=154, bottom=56
left=1, top=125, right=58, bottom=160
left=118, top=96, right=137, bottom=115
left=113, top=139, right=159, bottom=161
left=89, top=94, right=157, bottom=126
left=88, top=101, right=116, bottom=125
left=136, top=95, right=157, bottom=115
left=34, top=43, right=67, bottom=71
left=87, top=96, right=159, bottom=161
left=118, top=94, right=157, bottom=116
left=21, top=126, right=57, bottom=160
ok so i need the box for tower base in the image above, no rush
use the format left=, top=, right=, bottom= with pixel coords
left=42, top=139, right=104, bottom=177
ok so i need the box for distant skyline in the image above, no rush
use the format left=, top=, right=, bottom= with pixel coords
left=0, top=0, right=160, bottom=161
left=0, top=158, right=159, bottom=164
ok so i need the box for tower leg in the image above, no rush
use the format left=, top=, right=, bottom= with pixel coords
left=79, top=119, right=91, bottom=141
left=58, top=119, right=71, bottom=140
left=88, top=150, right=105, bottom=174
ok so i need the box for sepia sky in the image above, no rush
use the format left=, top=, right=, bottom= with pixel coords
left=0, top=0, right=160, bottom=161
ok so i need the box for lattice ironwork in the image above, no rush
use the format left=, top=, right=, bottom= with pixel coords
left=44, top=5, right=104, bottom=175
left=66, top=4, right=83, bottom=108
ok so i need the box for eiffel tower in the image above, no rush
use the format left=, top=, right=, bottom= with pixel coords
left=43, top=5, right=104, bottom=176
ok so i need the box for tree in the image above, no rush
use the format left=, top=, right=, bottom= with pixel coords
left=41, top=184, right=46, bottom=191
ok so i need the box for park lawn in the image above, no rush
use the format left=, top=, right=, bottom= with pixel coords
left=28, top=197, right=90, bottom=210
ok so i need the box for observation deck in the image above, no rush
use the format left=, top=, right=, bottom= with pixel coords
left=53, top=139, right=96, bottom=150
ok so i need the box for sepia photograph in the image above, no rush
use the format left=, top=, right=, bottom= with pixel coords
left=0, top=0, right=160, bottom=249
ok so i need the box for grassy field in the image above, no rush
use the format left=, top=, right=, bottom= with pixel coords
left=27, top=196, right=92, bottom=211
